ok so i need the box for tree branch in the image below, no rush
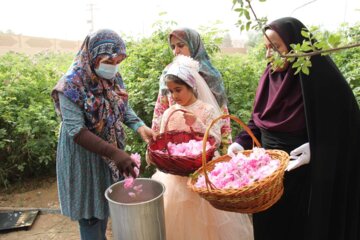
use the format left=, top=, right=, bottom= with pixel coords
left=281, top=42, right=360, bottom=58
left=246, top=0, right=282, bottom=55
left=244, top=0, right=360, bottom=59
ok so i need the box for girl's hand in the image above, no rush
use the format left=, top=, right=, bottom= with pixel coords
left=183, top=112, right=197, bottom=126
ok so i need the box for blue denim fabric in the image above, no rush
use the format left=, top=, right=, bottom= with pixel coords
left=78, top=217, right=108, bottom=240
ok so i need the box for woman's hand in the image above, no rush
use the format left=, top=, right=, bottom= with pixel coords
left=286, top=142, right=311, bottom=171
left=227, top=142, right=244, bottom=157
left=183, top=112, right=197, bottom=126
left=74, top=128, right=138, bottom=177
left=137, top=125, right=156, bottom=143
left=110, top=149, right=138, bottom=178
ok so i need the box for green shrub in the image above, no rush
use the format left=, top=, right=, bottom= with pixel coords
left=331, top=23, right=360, bottom=106
left=0, top=22, right=358, bottom=187
left=0, top=52, right=72, bottom=187
left=212, top=41, right=266, bottom=136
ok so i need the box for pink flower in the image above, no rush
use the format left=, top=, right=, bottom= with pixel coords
left=194, top=147, right=280, bottom=190
left=124, top=178, right=134, bottom=189
left=130, top=153, right=141, bottom=168
left=133, top=184, right=143, bottom=194
left=133, top=184, right=143, bottom=191
left=124, top=152, right=144, bottom=198
left=166, top=140, right=211, bottom=158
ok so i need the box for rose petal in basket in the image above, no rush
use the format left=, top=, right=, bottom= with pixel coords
left=188, top=149, right=289, bottom=213
left=148, top=130, right=217, bottom=176
left=187, top=114, right=290, bottom=213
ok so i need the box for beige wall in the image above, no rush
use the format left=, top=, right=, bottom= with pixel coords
left=0, top=34, right=81, bottom=55
left=0, top=33, right=246, bottom=56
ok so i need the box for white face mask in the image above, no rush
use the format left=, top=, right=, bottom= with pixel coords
left=95, top=62, right=119, bottom=79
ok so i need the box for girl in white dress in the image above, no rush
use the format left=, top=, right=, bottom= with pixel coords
left=151, top=55, right=253, bottom=240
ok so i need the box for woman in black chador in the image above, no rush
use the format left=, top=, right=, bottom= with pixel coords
left=228, top=17, right=360, bottom=240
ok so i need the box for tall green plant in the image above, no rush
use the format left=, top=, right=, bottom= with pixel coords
left=331, top=23, right=360, bottom=106
left=0, top=52, right=72, bottom=188
left=120, top=21, right=175, bottom=176
left=212, top=42, right=265, bottom=136
left=1, top=22, right=357, bottom=188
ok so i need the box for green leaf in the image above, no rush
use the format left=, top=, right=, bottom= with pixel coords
left=17, top=164, right=25, bottom=172
left=314, top=42, right=326, bottom=50
left=294, top=66, right=302, bottom=75
left=292, top=59, right=302, bottom=68
left=301, top=65, right=310, bottom=75
left=301, top=30, right=310, bottom=39
left=244, top=9, right=250, bottom=20
left=287, top=57, right=295, bottom=63
left=328, top=34, right=341, bottom=47
left=300, top=41, right=313, bottom=52
left=246, top=21, right=251, bottom=31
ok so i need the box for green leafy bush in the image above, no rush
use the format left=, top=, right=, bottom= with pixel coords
left=0, top=22, right=358, bottom=187
left=121, top=23, right=175, bottom=177
left=0, top=52, right=72, bottom=187
left=215, top=44, right=265, bottom=117
left=331, top=23, right=360, bottom=106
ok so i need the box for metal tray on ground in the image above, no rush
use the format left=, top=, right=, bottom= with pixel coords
left=0, top=210, right=39, bottom=231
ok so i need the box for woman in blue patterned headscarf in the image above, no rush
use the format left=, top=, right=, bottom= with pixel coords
left=151, top=28, right=232, bottom=154
left=52, top=29, right=154, bottom=240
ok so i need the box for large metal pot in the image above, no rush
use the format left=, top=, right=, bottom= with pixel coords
left=105, top=178, right=166, bottom=240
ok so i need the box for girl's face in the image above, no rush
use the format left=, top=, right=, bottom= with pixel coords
left=264, top=29, right=289, bottom=72
left=166, top=80, right=196, bottom=106
left=170, top=36, right=191, bottom=57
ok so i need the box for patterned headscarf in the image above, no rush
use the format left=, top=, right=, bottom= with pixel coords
left=168, top=28, right=227, bottom=106
left=51, top=29, right=129, bottom=180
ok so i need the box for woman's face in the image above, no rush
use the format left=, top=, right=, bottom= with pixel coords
left=264, top=29, right=289, bottom=72
left=170, top=36, right=191, bottom=57
left=94, top=54, right=126, bottom=69
left=166, top=80, right=196, bottom=106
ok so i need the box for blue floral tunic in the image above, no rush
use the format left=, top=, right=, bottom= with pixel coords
left=56, top=93, right=144, bottom=220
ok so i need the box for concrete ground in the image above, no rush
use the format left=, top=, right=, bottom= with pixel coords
left=0, top=212, right=113, bottom=240
left=0, top=177, right=113, bottom=240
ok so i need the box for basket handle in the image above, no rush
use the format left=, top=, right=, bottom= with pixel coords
left=162, top=108, right=196, bottom=155
left=201, top=114, right=261, bottom=190
left=163, top=108, right=195, bottom=134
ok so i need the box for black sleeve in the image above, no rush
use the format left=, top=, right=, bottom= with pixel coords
left=234, top=117, right=261, bottom=150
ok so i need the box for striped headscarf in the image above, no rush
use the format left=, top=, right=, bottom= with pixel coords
left=168, top=28, right=227, bottom=107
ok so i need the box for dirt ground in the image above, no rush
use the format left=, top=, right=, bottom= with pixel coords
left=0, top=176, right=113, bottom=240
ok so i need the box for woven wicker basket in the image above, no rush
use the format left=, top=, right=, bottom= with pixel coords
left=147, top=109, right=217, bottom=176
left=187, top=114, right=289, bottom=213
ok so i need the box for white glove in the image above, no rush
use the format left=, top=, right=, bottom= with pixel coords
left=286, top=142, right=311, bottom=171
left=227, top=142, right=244, bottom=157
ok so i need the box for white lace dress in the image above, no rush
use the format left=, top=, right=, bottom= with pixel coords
left=152, top=100, right=254, bottom=240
